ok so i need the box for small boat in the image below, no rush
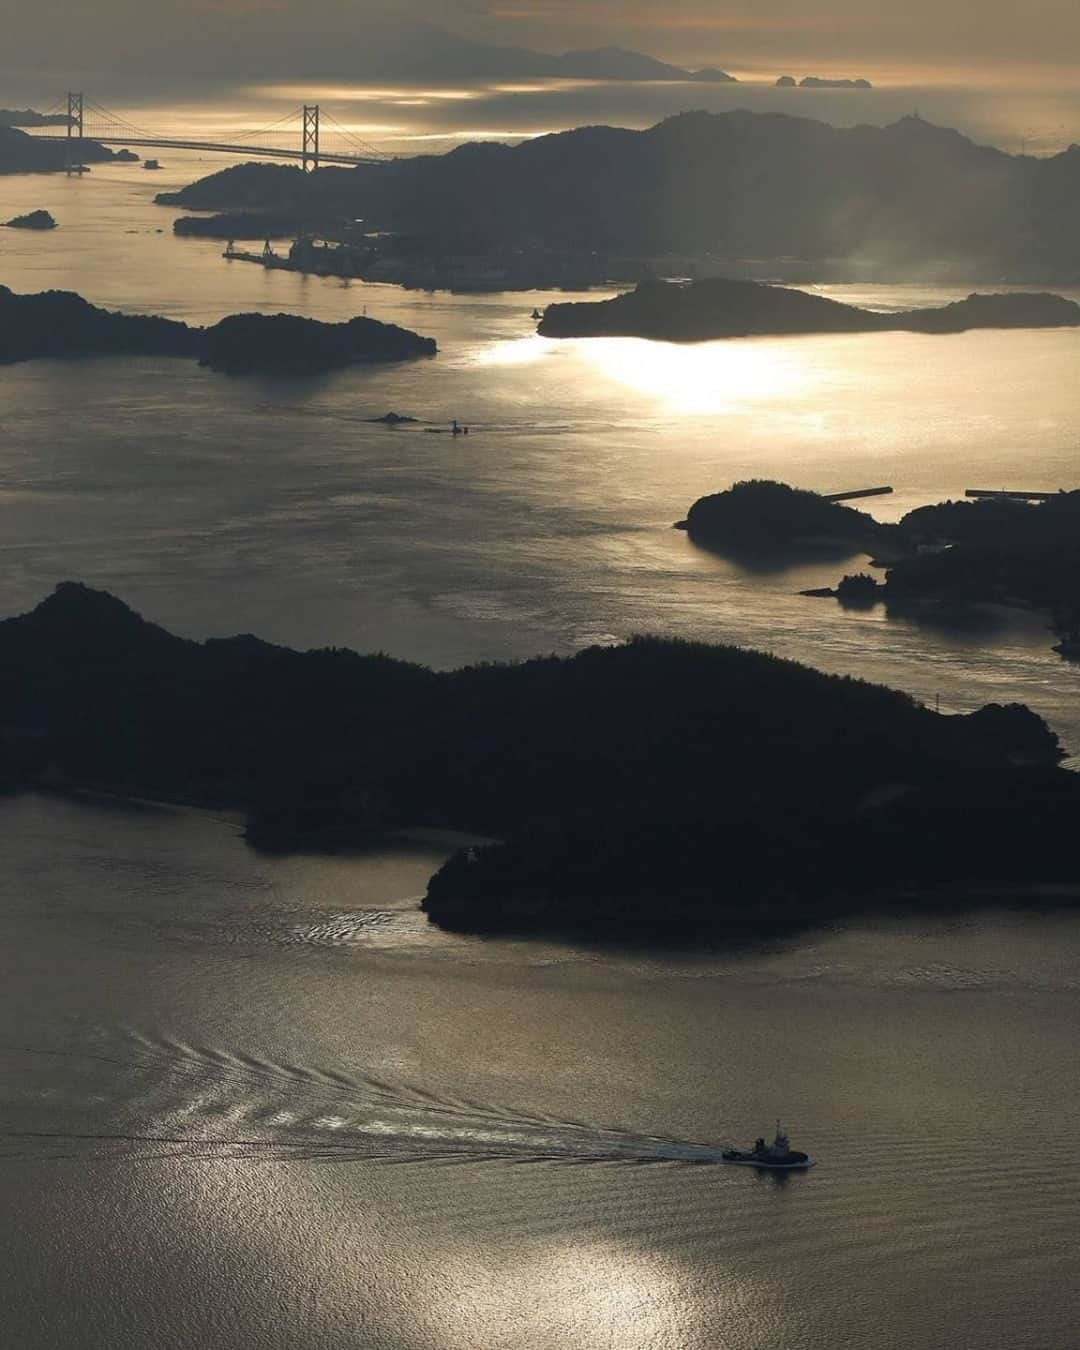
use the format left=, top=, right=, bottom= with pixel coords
left=722, top=1122, right=814, bottom=1169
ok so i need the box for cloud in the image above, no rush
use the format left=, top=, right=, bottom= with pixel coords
left=4, top=0, right=1077, bottom=78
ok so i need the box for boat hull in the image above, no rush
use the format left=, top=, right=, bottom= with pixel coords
left=721, top=1153, right=815, bottom=1170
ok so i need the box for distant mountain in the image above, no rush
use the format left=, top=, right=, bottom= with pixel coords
left=341, top=22, right=734, bottom=82
left=552, top=45, right=735, bottom=82
left=0, top=108, right=71, bottom=128
left=161, top=109, right=1080, bottom=280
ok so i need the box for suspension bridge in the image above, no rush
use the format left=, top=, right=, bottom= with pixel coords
left=29, top=94, right=389, bottom=173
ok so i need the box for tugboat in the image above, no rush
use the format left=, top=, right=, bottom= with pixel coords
left=722, top=1122, right=814, bottom=1170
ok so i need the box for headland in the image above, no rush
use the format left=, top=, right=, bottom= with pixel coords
left=1, top=582, right=1076, bottom=940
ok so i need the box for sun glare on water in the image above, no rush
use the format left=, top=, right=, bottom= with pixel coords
left=578, top=337, right=814, bottom=415
left=477, top=334, right=814, bottom=414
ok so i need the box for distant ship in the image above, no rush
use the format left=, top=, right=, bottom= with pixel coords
left=722, top=1122, right=814, bottom=1169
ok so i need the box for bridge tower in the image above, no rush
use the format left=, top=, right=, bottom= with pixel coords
left=65, top=92, right=84, bottom=176
left=302, top=104, right=320, bottom=173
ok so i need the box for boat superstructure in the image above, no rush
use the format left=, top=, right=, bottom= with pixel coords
left=722, top=1121, right=814, bottom=1169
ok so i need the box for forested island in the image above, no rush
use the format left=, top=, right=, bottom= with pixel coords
left=678, top=480, right=881, bottom=551
left=158, top=110, right=1080, bottom=281
left=1, top=582, right=1076, bottom=939
left=538, top=279, right=1080, bottom=340
left=0, top=286, right=436, bottom=372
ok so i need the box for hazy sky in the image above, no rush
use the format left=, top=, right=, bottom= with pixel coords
left=5, top=0, right=1079, bottom=79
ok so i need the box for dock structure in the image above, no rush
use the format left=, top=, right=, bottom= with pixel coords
left=822, top=486, right=893, bottom=502
left=964, top=489, right=1058, bottom=501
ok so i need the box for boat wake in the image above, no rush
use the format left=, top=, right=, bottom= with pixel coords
left=0, top=1032, right=728, bottom=1167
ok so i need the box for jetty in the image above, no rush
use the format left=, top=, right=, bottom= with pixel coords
left=223, top=239, right=291, bottom=270
left=822, top=486, right=893, bottom=502
left=965, top=489, right=1058, bottom=502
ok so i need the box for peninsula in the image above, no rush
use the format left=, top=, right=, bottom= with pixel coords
left=1, top=583, right=1076, bottom=939
left=823, top=492, right=1080, bottom=656
left=0, top=124, right=115, bottom=173
left=537, top=279, right=1080, bottom=341
left=0, top=286, right=436, bottom=372
left=676, top=480, right=1080, bottom=658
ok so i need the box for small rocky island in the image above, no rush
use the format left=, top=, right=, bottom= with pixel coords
left=798, top=76, right=873, bottom=88
left=3, top=209, right=57, bottom=230
left=677, top=480, right=880, bottom=553
left=538, top=279, right=1080, bottom=342
left=0, top=286, right=437, bottom=373
left=1, top=581, right=1076, bottom=939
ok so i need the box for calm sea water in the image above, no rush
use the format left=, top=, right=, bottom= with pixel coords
left=2, top=148, right=1080, bottom=1348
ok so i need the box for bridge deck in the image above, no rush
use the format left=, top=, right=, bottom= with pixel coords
left=30, top=133, right=382, bottom=166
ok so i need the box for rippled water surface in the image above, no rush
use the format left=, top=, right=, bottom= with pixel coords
left=2, top=148, right=1080, bottom=1347
left=2, top=793, right=1080, bottom=1348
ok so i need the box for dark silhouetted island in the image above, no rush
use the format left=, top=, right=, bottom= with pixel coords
left=198, top=312, right=436, bottom=374
left=688, top=484, right=1080, bottom=656
left=155, top=110, right=1080, bottom=282
left=820, top=492, right=1080, bottom=657
left=3, top=209, right=57, bottom=230
left=799, top=77, right=873, bottom=88
left=538, top=279, right=1080, bottom=341
left=0, top=285, right=194, bottom=363
left=678, top=480, right=881, bottom=553
left=1, top=582, right=1076, bottom=939
left=0, top=286, right=436, bottom=373
left=174, top=210, right=305, bottom=240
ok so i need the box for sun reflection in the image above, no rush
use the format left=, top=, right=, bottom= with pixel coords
left=474, top=335, right=555, bottom=368
left=427, top=1237, right=721, bottom=1348
left=576, top=337, right=813, bottom=415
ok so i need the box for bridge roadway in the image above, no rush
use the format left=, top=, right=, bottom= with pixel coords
left=31, top=133, right=382, bottom=166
